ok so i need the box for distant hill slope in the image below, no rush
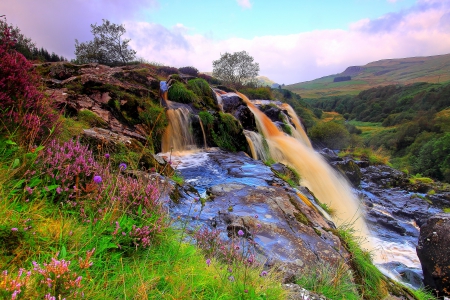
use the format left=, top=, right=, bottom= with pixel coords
left=287, top=53, right=450, bottom=98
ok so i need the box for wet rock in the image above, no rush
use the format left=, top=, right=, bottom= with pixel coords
left=417, top=213, right=450, bottom=296
left=367, top=209, right=407, bottom=235
left=331, top=159, right=362, bottom=187
left=361, top=165, right=407, bottom=188
left=318, top=148, right=343, bottom=162
left=221, top=92, right=256, bottom=131
left=82, top=128, right=172, bottom=175
left=171, top=150, right=349, bottom=280
left=380, top=262, right=424, bottom=289
left=283, top=283, right=329, bottom=300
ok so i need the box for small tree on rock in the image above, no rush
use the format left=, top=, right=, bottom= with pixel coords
left=212, top=50, right=259, bottom=88
left=74, top=19, right=136, bottom=65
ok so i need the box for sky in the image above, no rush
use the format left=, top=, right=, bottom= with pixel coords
left=2, top=0, right=450, bottom=84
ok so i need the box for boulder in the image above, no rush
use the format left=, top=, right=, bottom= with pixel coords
left=221, top=93, right=256, bottom=131
left=331, top=159, right=362, bottom=186
left=416, top=213, right=450, bottom=296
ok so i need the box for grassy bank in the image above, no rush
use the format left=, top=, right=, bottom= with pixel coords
left=0, top=138, right=284, bottom=299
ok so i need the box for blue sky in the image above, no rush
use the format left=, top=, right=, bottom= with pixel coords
left=2, top=0, right=450, bottom=84
left=149, top=0, right=417, bottom=39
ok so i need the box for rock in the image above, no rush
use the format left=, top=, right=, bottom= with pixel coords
left=331, top=159, right=362, bottom=186
left=416, top=213, right=450, bottom=296
left=361, top=165, right=407, bottom=188
left=318, top=148, right=343, bottom=162
left=221, top=92, right=256, bottom=131
left=283, top=283, right=329, bottom=300
left=173, top=150, right=349, bottom=278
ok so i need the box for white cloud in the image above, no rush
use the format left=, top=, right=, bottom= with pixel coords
left=236, top=0, right=252, bottom=9
left=126, top=3, right=450, bottom=84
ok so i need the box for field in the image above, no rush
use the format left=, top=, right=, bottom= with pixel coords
left=287, top=53, right=450, bottom=98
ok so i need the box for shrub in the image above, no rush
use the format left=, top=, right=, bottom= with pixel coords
left=168, top=81, right=199, bottom=104
left=28, top=139, right=99, bottom=202
left=198, top=73, right=221, bottom=85
left=157, top=66, right=179, bottom=76
left=211, top=112, right=246, bottom=152
left=187, top=78, right=217, bottom=109
left=239, top=87, right=273, bottom=100
left=139, top=103, right=168, bottom=152
left=0, top=25, right=59, bottom=146
left=179, top=66, right=199, bottom=77
left=309, top=121, right=351, bottom=149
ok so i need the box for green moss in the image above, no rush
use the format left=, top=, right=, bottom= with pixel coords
left=211, top=112, right=246, bottom=152
left=168, top=81, right=199, bottom=104
left=77, top=110, right=108, bottom=128
left=288, top=197, right=310, bottom=225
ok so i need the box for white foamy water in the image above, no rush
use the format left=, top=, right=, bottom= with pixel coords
left=158, top=149, right=213, bottom=170
left=371, top=236, right=421, bottom=268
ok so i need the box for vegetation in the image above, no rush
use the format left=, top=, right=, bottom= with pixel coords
left=296, top=261, right=359, bottom=299
left=0, top=25, right=60, bottom=146
left=0, top=138, right=285, bottom=299
left=74, top=19, right=136, bottom=65
left=239, top=87, right=273, bottom=100
left=309, top=121, right=351, bottom=150
left=212, top=51, right=260, bottom=88
left=211, top=112, right=247, bottom=152
left=187, top=78, right=218, bottom=109
left=179, top=66, right=199, bottom=77
left=286, top=54, right=450, bottom=98
left=306, top=82, right=450, bottom=182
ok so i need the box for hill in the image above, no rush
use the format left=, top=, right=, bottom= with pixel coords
left=287, top=53, right=450, bottom=98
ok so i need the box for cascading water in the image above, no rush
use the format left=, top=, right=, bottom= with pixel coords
left=198, top=117, right=208, bottom=149
left=162, top=106, right=197, bottom=152
left=237, top=92, right=370, bottom=240
left=281, top=103, right=312, bottom=148
left=243, top=129, right=269, bottom=161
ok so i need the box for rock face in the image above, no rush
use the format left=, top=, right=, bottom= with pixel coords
left=417, top=214, right=450, bottom=296
left=221, top=92, right=256, bottom=131
left=168, top=150, right=349, bottom=281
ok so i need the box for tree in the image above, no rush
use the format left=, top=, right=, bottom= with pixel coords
left=0, top=17, right=36, bottom=60
left=212, top=50, right=259, bottom=88
left=74, top=19, right=136, bottom=65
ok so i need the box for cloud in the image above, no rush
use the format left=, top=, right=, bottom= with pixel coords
left=0, top=0, right=158, bottom=58
left=2, top=0, right=450, bottom=84
left=236, top=0, right=252, bottom=9
left=124, top=1, right=450, bottom=84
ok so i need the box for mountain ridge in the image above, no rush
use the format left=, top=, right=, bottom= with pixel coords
left=286, top=53, right=450, bottom=98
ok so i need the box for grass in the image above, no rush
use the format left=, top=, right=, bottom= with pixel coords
left=409, top=174, right=435, bottom=185
left=0, top=137, right=285, bottom=299
left=339, top=147, right=391, bottom=165
left=296, top=261, right=359, bottom=300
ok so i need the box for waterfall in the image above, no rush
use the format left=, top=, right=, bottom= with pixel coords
left=161, top=106, right=197, bottom=152
left=212, top=88, right=224, bottom=111
left=281, top=103, right=312, bottom=148
left=237, top=92, right=370, bottom=240
left=243, top=129, right=269, bottom=161
left=198, top=116, right=208, bottom=149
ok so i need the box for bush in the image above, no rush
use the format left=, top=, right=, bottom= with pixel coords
left=309, top=121, right=351, bottom=149
left=239, top=87, right=273, bottom=100
left=168, top=81, right=199, bottom=104
left=139, top=103, right=168, bottom=152
left=198, top=73, right=221, bottom=85
left=0, top=26, right=59, bottom=147
left=212, top=112, right=246, bottom=152
left=179, top=66, right=199, bottom=77
left=158, top=66, right=179, bottom=76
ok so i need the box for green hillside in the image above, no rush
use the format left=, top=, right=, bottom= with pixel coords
left=287, top=54, right=450, bottom=98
